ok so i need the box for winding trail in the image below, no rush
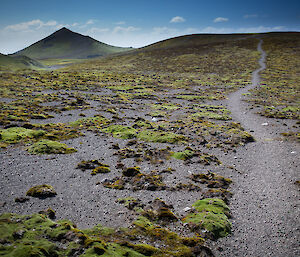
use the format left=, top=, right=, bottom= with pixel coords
left=216, top=39, right=300, bottom=256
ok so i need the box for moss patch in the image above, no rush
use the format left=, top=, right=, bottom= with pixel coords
left=171, top=149, right=195, bottom=160
left=137, top=130, right=186, bottom=144
left=102, top=125, right=137, bottom=139
left=182, top=198, right=231, bottom=239
left=27, top=139, right=77, bottom=154
left=0, top=127, right=45, bottom=144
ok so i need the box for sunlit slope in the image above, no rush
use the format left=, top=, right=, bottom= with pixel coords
left=66, top=33, right=259, bottom=77
left=13, top=27, right=132, bottom=60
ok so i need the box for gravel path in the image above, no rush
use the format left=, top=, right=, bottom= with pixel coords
left=213, top=39, right=300, bottom=256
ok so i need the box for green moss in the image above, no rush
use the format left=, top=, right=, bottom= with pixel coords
left=137, top=130, right=186, bottom=143
left=182, top=198, right=231, bottom=239
left=91, top=166, right=111, bottom=175
left=171, top=149, right=194, bottom=160
left=132, top=244, right=159, bottom=256
left=102, top=125, right=137, bottom=139
left=27, top=139, right=77, bottom=154
left=103, top=179, right=125, bottom=190
left=192, top=111, right=231, bottom=121
left=192, top=105, right=232, bottom=121
left=0, top=127, right=45, bottom=144
left=26, top=184, right=57, bottom=198
left=0, top=213, right=63, bottom=257
left=69, top=115, right=110, bottom=128
left=133, top=216, right=155, bottom=229
left=226, top=129, right=255, bottom=144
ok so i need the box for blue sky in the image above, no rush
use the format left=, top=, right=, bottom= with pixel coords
left=0, top=0, right=299, bottom=54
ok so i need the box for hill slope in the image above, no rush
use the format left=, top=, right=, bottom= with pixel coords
left=13, top=27, right=131, bottom=60
left=0, top=53, right=45, bottom=71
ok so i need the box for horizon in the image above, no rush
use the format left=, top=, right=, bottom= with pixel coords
left=1, top=0, right=300, bottom=54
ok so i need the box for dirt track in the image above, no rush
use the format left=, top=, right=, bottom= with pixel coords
left=212, top=39, right=300, bottom=256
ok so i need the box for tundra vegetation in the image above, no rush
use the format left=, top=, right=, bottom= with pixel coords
left=0, top=33, right=299, bottom=256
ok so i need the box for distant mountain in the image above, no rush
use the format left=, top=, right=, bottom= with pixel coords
left=0, top=53, right=45, bottom=71
left=13, top=27, right=131, bottom=60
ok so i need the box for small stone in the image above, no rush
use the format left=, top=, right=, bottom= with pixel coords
left=15, top=197, right=30, bottom=203
left=183, top=207, right=191, bottom=212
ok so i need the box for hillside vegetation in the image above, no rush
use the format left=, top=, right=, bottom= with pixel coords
left=0, top=53, right=45, bottom=71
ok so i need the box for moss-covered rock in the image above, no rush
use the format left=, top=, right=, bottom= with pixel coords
left=226, top=128, right=255, bottom=144
left=91, top=166, right=111, bottom=175
left=102, top=125, right=137, bottom=139
left=0, top=127, right=45, bottom=144
left=182, top=198, right=231, bottom=239
left=76, top=160, right=111, bottom=175
left=171, top=149, right=195, bottom=160
left=190, top=172, right=232, bottom=189
left=26, top=185, right=57, bottom=198
left=123, top=166, right=141, bottom=177
left=27, top=139, right=77, bottom=154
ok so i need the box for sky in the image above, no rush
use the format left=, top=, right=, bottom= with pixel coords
left=0, top=0, right=299, bottom=54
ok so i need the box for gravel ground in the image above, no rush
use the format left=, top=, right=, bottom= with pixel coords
left=210, top=40, right=300, bottom=256
left=0, top=40, right=299, bottom=256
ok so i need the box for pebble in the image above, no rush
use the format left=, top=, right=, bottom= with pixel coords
left=183, top=207, right=191, bottom=212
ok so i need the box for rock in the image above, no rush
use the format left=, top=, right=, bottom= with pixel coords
left=26, top=185, right=57, bottom=198
left=39, top=208, right=56, bottom=219
left=15, top=197, right=30, bottom=203
left=183, top=207, right=191, bottom=212
left=13, top=230, right=25, bottom=239
left=122, top=167, right=141, bottom=177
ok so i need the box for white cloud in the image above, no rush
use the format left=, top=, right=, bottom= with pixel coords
left=213, top=17, right=229, bottom=23
left=87, top=27, right=110, bottom=34
left=115, top=21, right=125, bottom=25
left=113, top=26, right=140, bottom=34
left=5, top=19, right=58, bottom=31
left=86, top=19, right=95, bottom=25
left=152, top=27, right=178, bottom=35
left=170, top=16, right=185, bottom=23
left=244, top=14, right=258, bottom=19
left=198, top=25, right=287, bottom=34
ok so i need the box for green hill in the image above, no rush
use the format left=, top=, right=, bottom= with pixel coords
left=13, top=27, right=132, bottom=60
left=0, top=53, right=45, bottom=71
